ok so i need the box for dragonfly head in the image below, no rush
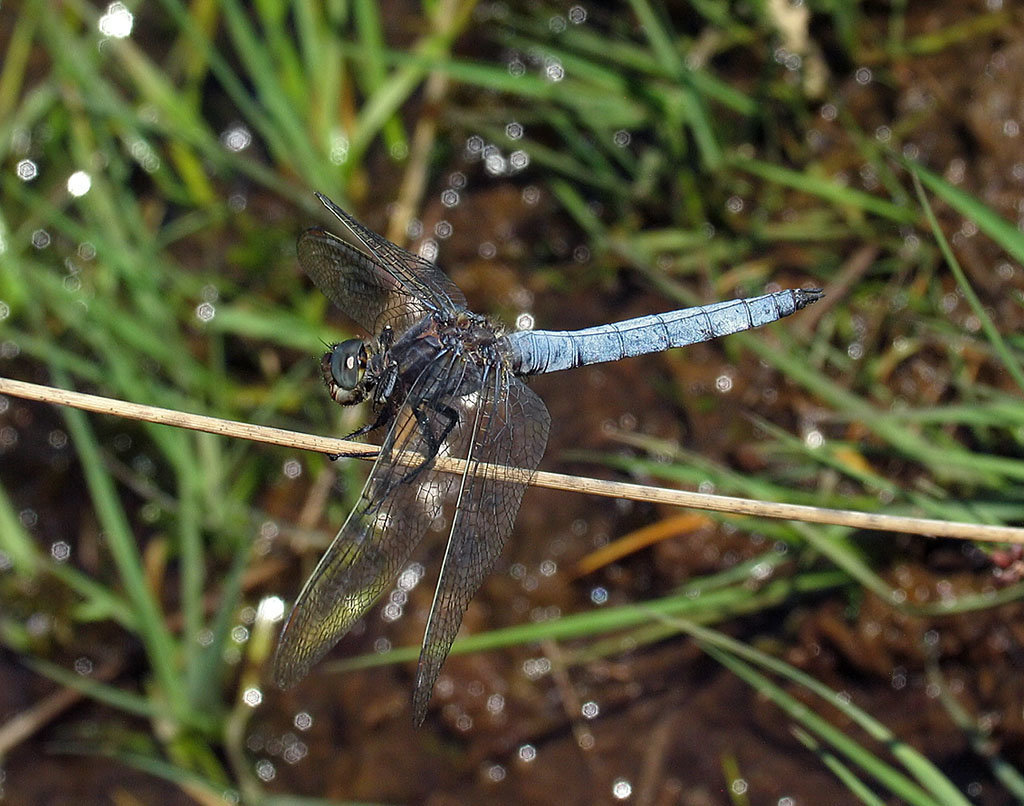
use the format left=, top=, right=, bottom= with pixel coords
left=322, top=338, right=368, bottom=405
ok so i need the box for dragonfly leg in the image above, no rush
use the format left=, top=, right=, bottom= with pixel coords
left=389, top=402, right=459, bottom=488
left=341, top=404, right=392, bottom=442
left=430, top=402, right=460, bottom=450
left=330, top=363, right=401, bottom=451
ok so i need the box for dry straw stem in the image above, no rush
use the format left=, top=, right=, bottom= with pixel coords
left=2, top=375, right=1022, bottom=544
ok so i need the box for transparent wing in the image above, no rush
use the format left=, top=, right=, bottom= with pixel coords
left=298, top=228, right=431, bottom=335
left=272, top=350, right=470, bottom=688
left=298, top=193, right=467, bottom=335
left=411, top=370, right=550, bottom=725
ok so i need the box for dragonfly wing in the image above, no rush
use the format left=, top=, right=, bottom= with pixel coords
left=412, top=370, right=550, bottom=725
left=273, top=350, right=470, bottom=688
left=298, top=227, right=435, bottom=336
left=304, top=193, right=467, bottom=334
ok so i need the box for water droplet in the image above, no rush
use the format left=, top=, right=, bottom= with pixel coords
left=486, top=693, right=504, bottom=714
left=522, top=658, right=545, bottom=679
left=220, top=124, right=252, bottom=152
left=405, top=218, right=423, bottom=240
left=98, top=2, right=134, bottom=38
left=283, top=740, right=308, bottom=764
left=0, top=425, right=19, bottom=449
left=418, top=239, right=439, bottom=262
left=50, top=540, right=71, bottom=561
left=544, top=59, right=565, bottom=82
left=129, top=137, right=160, bottom=172
left=612, top=778, right=632, bottom=799
left=509, top=150, right=529, bottom=171
left=486, top=763, right=506, bottom=782
left=26, top=612, right=52, bottom=636
left=397, top=563, right=425, bottom=591
left=946, top=157, right=966, bottom=184
left=16, top=159, right=38, bottom=181
left=329, top=132, right=349, bottom=165
left=256, top=596, right=286, bottom=622
left=254, top=759, right=276, bottom=782
left=67, top=170, right=92, bottom=197
left=485, top=150, right=508, bottom=176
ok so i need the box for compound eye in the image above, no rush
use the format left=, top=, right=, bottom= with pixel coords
left=329, top=339, right=364, bottom=390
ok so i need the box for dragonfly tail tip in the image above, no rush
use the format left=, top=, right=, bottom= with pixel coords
left=795, top=287, right=825, bottom=308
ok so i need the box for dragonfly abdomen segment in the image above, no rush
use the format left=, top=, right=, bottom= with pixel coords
left=507, top=288, right=823, bottom=375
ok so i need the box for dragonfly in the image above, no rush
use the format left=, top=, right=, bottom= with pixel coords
left=273, top=192, right=823, bottom=725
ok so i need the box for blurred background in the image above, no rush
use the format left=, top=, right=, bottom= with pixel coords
left=2, top=1, right=1024, bottom=803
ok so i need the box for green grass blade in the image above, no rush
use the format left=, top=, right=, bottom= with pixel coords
left=910, top=169, right=1024, bottom=393
left=731, top=156, right=917, bottom=223
left=326, top=570, right=847, bottom=671
left=24, top=657, right=205, bottom=726
left=791, top=726, right=889, bottom=806
left=54, top=369, right=187, bottom=721
left=902, top=156, right=1024, bottom=264
left=674, top=620, right=972, bottom=805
